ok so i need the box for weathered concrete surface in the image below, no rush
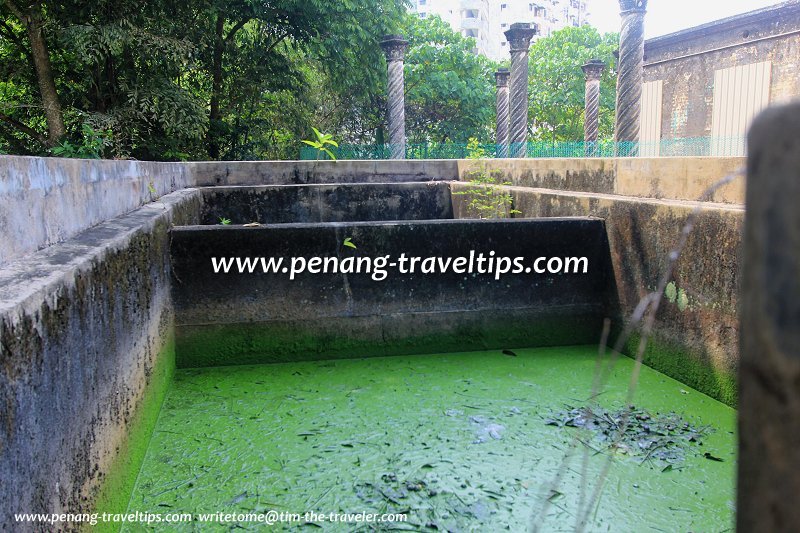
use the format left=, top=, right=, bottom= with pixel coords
left=644, top=2, right=800, bottom=140
left=456, top=157, right=745, bottom=204
left=0, top=155, right=191, bottom=267
left=0, top=189, right=201, bottom=529
left=188, top=160, right=457, bottom=187
left=739, top=103, right=800, bottom=530
left=171, top=219, right=617, bottom=367
left=452, top=182, right=743, bottom=405
left=199, top=182, right=453, bottom=225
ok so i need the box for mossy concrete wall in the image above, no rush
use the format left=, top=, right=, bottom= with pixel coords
left=198, top=182, right=453, bottom=225
left=451, top=184, right=742, bottom=405
left=0, top=189, right=201, bottom=529
left=171, top=219, right=617, bottom=367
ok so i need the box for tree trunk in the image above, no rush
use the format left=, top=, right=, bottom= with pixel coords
left=207, top=13, right=225, bottom=159
left=6, top=1, right=65, bottom=146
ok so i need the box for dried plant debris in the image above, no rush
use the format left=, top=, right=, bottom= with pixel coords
left=545, top=405, right=714, bottom=467
left=354, top=472, right=502, bottom=531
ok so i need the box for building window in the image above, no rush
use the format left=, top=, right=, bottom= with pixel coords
left=419, top=12, right=427, bottom=18
left=501, top=3, right=507, bottom=9
left=419, top=0, right=426, bottom=4
left=501, top=41, right=507, bottom=46
left=501, top=23, right=508, bottom=28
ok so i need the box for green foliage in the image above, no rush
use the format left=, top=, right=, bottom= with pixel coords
left=665, top=281, right=689, bottom=311
left=527, top=26, right=618, bottom=142
left=665, top=281, right=677, bottom=303
left=455, top=168, right=520, bottom=219
left=0, top=0, right=406, bottom=160
left=401, top=14, right=498, bottom=144
left=343, top=237, right=357, bottom=249
left=456, top=137, right=519, bottom=219
left=301, top=127, right=338, bottom=160
left=466, top=137, right=487, bottom=159
left=147, top=181, right=158, bottom=201
left=677, top=289, right=689, bottom=311
left=51, top=123, right=113, bottom=159
left=218, top=217, right=231, bottom=225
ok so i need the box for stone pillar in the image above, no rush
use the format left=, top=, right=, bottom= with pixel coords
left=581, top=59, right=605, bottom=156
left=739, top=102, right=800, bottom=530
left=495, top=68, right=510, bottom=158
left=504, top=23, right=537, bottom=158
left=614, top=0, right=647, bottom=156
left=380, top=35, right=409, bottom=160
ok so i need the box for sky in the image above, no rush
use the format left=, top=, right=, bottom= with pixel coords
left=589, top=0, right=787, bottom=37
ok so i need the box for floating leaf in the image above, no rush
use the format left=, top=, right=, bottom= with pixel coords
left=343, top=237, right=357, bottom=249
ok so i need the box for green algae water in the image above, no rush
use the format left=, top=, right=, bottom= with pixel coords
left=125, top=346, right=736, bottom=531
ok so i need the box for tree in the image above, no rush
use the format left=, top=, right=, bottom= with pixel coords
left=527, top=25, right=618, bottom=142
left=0, top=0, right=407, bottom=160
left=195, top=0, right=406, bottom=159
left=2, top=0, right=65, bottom=146
left=401, top=14, right=498, bottom=144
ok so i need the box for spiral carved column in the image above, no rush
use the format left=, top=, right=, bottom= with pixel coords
left=381, top=35, right=409, bottom=160
left=614, top=0, right=647, bottom=156
left=582, top=59, right=605, bottom=156
left=504, top=23, right=537, bottom=158
left=495, top=68, right=510, bottom=158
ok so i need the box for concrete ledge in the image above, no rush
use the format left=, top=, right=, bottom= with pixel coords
left=456, top=157, right=745, bottom=204
left=0, top=155, right=192, bottom=267
left=187, top=159, right=459, bottom=186
left=0, top=189, right=201, bottom=527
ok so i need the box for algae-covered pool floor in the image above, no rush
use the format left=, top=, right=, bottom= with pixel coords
left=127, top=346, right=736, bottom=531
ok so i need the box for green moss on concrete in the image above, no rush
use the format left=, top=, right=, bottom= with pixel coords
left=623, top=333, right=737, bottom=407
left=175, top=313, right=604, bottom=368
left=90, top=336, right=176, bottom=532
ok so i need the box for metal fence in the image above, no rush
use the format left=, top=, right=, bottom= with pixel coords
left=299, top=136, right=747, bottom=160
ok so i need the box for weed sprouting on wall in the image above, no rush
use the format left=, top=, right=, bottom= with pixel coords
left=453, top=138, right=520, bottom=219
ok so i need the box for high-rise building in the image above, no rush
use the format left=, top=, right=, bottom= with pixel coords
left=410, top=0, right=591, bottom=59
